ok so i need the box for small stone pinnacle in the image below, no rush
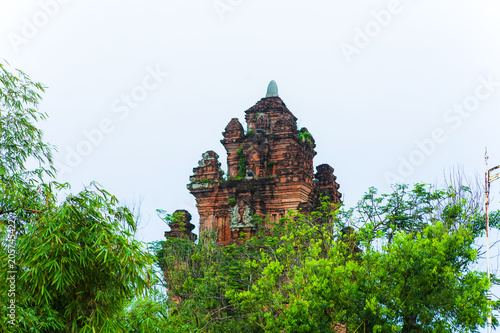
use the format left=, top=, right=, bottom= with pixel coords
left=266, top=80, right=279, bottom=97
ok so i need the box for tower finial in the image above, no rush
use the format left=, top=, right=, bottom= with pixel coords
left=266, top=80, right=279, bottom=97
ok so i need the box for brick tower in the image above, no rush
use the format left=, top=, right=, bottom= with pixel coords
left=175, top=81, right=341, bottom=244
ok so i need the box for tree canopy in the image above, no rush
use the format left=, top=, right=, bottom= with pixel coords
left=157, top=186, right=500, bottom=333
left=0, top=63, right=154, bottom=332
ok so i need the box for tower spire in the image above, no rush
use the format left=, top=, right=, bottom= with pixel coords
left=266, top=80, right=279, bottom=97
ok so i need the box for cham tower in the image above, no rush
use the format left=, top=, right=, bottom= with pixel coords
left=166, top=81, right=341, bottom=245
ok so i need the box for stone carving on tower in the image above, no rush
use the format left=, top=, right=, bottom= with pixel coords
left=166, top=81, right=341, bottom=245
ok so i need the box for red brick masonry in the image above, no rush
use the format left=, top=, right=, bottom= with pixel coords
left=167, top=91, right=341, bottom=244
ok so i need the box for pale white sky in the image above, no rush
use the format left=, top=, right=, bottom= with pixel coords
left=2, top=0, right=500, bottom=329
left=2, top=2, right=500, bottom=312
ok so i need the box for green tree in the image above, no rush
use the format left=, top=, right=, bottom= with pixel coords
left=120, top=261, right=174, bottom=333
left=155, top=211, right=263, bottom=332
left=231, top=186, right=499, bottom=332
left=159, top=186, right=500, bottom=332
left=0, top=62, right=54, bottom=227
left=0, top=62, right=154, bottom=332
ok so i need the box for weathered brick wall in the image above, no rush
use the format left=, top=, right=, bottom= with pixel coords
left=163, top=84, right=345, bottom=330
left=168, top=84, right=341, bottom=245
left=164, top=209, right=197, bottom=242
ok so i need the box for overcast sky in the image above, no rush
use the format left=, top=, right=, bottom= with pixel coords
left=2, top=1, right=500, bottom=329
left=2, top=0, right=500, bottom=287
